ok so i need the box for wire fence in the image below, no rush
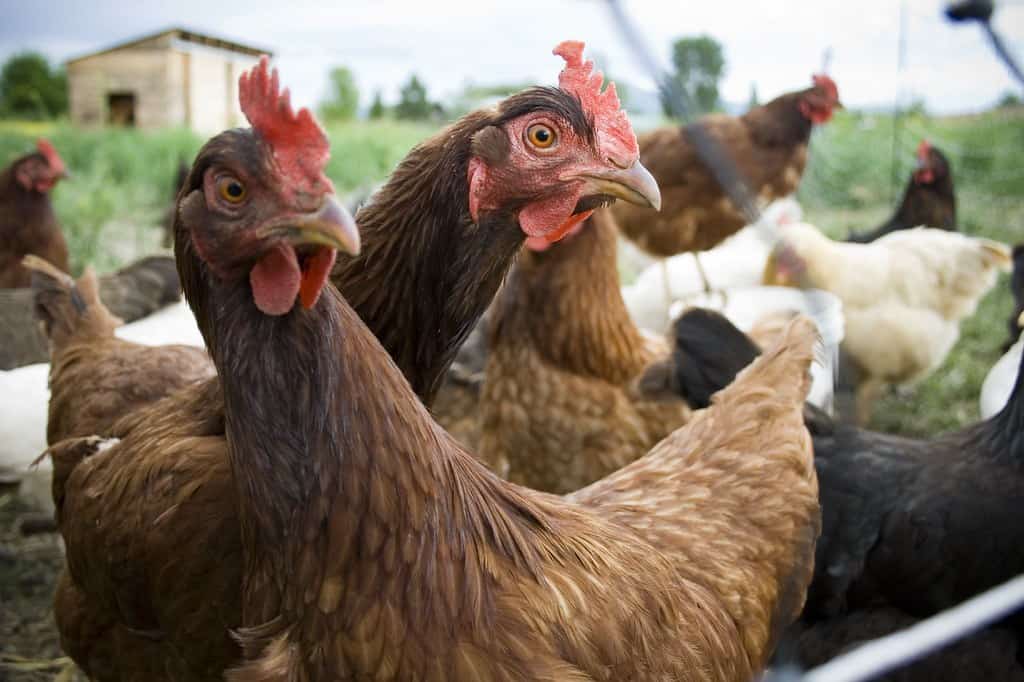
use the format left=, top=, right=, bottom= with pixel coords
left=762, top=574, right=1024, bottom=682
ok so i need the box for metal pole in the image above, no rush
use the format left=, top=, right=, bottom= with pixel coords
left=890, top=1, right=908, bottom=205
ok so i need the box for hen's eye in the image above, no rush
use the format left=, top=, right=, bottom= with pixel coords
left=526, top=124, right=556, bottom=149
left=217, top=177, right=247, bottom=204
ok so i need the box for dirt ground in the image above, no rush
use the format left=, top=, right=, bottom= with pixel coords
left=0, top=483, right=83, bottom=682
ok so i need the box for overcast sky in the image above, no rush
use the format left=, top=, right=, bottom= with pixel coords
left=2, top=0, right=1022, bottom=115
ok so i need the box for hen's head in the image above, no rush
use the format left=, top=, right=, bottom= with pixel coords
left=798, top=74, right=841, bottom=125
left=468, top=40, right=660, bottom=251
left=13, top=139, right=68, bottom=194
left=913, top=140, right=950, bottom=185
left=177, top=57, right=359, bottom=316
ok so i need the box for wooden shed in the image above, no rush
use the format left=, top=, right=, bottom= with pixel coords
left=66, top=28, right=272, bottom=133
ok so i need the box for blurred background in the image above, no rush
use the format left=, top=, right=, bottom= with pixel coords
left=0, top=0, right=1021, bottom=434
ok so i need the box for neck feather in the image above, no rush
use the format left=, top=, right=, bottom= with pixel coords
left=334, top=117, right=525, bottom=405
left=493, top=211, right=650, bottom=383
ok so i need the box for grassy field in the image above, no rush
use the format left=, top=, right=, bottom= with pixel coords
left=0, top=119, right=435, bottom=273
left=1, top=110, right=1021, bottom=436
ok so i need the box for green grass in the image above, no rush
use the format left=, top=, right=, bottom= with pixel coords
left=1, top=110, right=1021, bottom=436
left=0, top=119, right=435, bottom=273
left=798, top=108, right=1024, bottom=435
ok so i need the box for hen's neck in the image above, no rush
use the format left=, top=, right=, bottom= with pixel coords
left=891, top=174, right=952, bottom=222
left=334, top=128, right=525, bottom=406
left=199, top=276, right=548, bottom=625
left=495, top=211, right=651, bottom=384
left=742, top=92, right=814, bottom=147
left=207, top=283, right=413, bottom=555
left=0, top=168, right=54, bottom=231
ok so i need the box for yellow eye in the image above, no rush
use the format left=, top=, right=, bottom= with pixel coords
left=217, top=176, right=247, bottom=204
left=526, top=123, right=556, bottom=149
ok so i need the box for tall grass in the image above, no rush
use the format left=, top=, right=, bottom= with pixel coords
left=1, top=110, right=1021, bottom=434
left=0, top=120, right=434, bottom=273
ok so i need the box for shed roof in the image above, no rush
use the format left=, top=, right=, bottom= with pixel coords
left=67, top=27, right=272, bottom=65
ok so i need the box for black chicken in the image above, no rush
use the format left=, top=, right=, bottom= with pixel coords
left=847, top=140, right=956, bottom=243
left=662, top=307, right=1024, bottom=677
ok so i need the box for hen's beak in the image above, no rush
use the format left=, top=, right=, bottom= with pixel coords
left=575, top=161, right=662, bottom=211
left=286, top=195, right=360, bottom=256
left=1018, top=310, right=1024, bottom=327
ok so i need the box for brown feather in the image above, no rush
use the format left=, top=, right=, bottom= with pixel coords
left=480, top=209, right=692, bottom=492
left=612, top=87, right=820, bottom=256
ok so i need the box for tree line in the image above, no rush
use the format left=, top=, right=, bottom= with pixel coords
left=5, top=40, right=1022, bottom=124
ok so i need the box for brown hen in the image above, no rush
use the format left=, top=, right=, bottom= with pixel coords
left=611, top=75, right=840, bottom=257
left=157, top=99, right=819, bottom=678
left=0, top=139, right=69, bottom=288
left=23, top=256, right=213, bottom=444
left=480, top=208, right=692, bottom=492
left=0, top=254, right=181, bottom=369
left=217, top=246, right=819, bottom=681
left=48, top=45, right=663, bottom=680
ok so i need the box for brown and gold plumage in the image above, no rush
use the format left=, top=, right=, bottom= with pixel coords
left=479, top=209, right=691, bottom=492
left=179, top=189, right=820, bottom=680
left=0, top=254, right=182, bottom=370
left=0, top=140, right=69, bottom=289
left=23, top=255, right=213, bottom=444
left=611, top=76, right=840, bottom=257
left=47, top=47, right=666, bottom=680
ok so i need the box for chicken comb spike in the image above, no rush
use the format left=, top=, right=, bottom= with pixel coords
left=811, top=74, right=839, bottom=103
left=36, top=138, right=66, bottom=175
left=917, top=139, right=932, bottom=158
left=238, top=56, right=333, bottom=199
left=553, top=40, right=638, bottom=160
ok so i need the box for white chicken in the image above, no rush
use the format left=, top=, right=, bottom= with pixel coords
left=981, top=311, right=1024, bottom=419
left=764, top=223, right=1012, bottom=421
left=622, top=197, right=803, bottom=333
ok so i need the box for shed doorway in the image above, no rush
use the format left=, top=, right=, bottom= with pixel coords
left=107, top=92, right=136, bottom=127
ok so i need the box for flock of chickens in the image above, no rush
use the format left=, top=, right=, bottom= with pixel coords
left=0, top=39, right=1022, bottom=682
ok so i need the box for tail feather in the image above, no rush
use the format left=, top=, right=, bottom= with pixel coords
left=978, top=238, right=1013, bottom=272
left=23, top=255, right=122, bottom=350
left=717, top=315, right=819, bottom=408
left=98, top=255, right=181, bottom=323
left=33, top=436, right=119, bottom=524
left=667, top=307, right=761, bottom=408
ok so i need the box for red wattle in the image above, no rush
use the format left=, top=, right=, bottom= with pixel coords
left=250, top=243, right=301, bottom=316
left=518, top=191, right=582, bottom=238
left=299, top=248, right=337, bottom=309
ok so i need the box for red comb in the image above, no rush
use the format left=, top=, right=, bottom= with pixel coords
left=238, top=56, right=333, bottom=200
left=36, top=139, right=65, bottom=175
left=917, top=139, right=932, bottom=158
left=553, top=40, right=638, bottom=162
left=812, top=74, right=839, bottom=103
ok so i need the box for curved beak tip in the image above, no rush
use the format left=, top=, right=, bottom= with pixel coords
left=626, top=160, right=662, bottom=211
left=579, top=161, right=662, bottom=212
left=295, top=195, right=361, bottom=256
left=1018, top=310, right=1024, bottom=327
left=319, top=196, right=361, bottom=256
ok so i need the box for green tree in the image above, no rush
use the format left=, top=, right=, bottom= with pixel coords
left=0, top=52, right=68, bottom=119
left=662, top=35, right=725, bottom=118
left=997, top=91, right=1021, bottom=109
left=368, top=90, right=386, bottom=119
left=319, top=66, right=359, bottom=122
left=747, top=82, right=759, bottom=110
left=395, top=74, right=431, bottom=120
